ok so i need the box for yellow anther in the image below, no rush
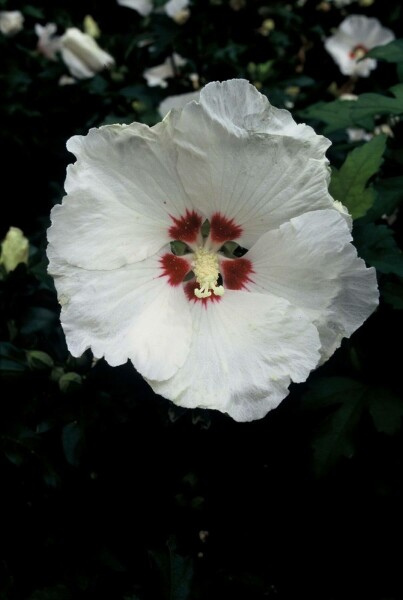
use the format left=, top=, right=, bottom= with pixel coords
left=192, top=248, right=224, bottom=299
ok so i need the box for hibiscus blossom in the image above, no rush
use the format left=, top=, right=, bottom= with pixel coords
left=47, top=80, right=378, bottom=421
left=325, top=15, right=395, bottom=77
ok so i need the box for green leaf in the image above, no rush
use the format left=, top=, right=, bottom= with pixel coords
left=366, top=39, right=403, bottom=63
left=150, top=540, right=194, bottom=600
left=0, top=342, right=28, bottom=375
left=329, top=135, right=387, bottom=219
left=301, top=85, right=403, bottom=133
left=304, top=378, right=403, bottom=475
left=352, top=85, right=403, bottom=126
left=22, top=5, right=45, bottom=18
left=367, top=176, right=403, bottom=220
left=61, top=422, right=82, bottom=467
left=301, top=99, right=353, bottom=133
left=303, top=378, right=367, bottom=476
left=354, top=223, right=403, bottom=277
left=368, top=388, right=403, bottom=434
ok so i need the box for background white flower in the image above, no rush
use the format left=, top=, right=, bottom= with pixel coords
left=143, top=53, right=187, bottom=87
left=117, top=0, right=190, bottom=21
left=325, top=15, right=395, bottom=77
left=158, top=90, right=200, bottom=117
left=0, top=10, right=24, bottom=36
left=164, top=0, right=190, bottom=23
left=35, top=23, right=61, bottom=61
left=347, top=128, right=373, bottom=142
left=47, top=80, right=378, bottom=422
left=117, top=0, right=153, bottom=16
left=60, top=27, right=115, bottom=80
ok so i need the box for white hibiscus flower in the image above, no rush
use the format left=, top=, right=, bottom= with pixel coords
left=325, top=15, right=395, bottom=77
left=47, top=80, right=378, bottom=422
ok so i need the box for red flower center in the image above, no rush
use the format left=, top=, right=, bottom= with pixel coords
left=349, top=44, right=369, bottom=60
left=162, top=211, right=253, bottom=304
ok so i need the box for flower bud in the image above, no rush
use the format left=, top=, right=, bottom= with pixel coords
left=83, top=15, right=100, bottom=39
left=60, top=27, right=115, bottom=80
left=0, top=227, right=29, bottom=273
left=0, top=11, right=24, bottom=36
left=26, top=350, right=54, bottom=371
left=59, top=372, right=83, bottom=393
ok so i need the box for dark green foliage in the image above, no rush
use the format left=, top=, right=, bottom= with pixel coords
left=366, top=38, right=403, bottom=63
left=329, top=134, right=386, bottom=218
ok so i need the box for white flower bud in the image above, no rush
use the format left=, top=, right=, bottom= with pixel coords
left=0, top=227, right=29, bottom=273
left=60, top=27, right=115, bottom=80
left=0, top=11, right=24, bottom=36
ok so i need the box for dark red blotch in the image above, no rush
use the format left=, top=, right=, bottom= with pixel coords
left=210, top=212, right=243, bottom=243
left=221, top=258, right=254, bottom=290
left=169, top=210, right=203, bottom=243
left=160, top=254, right=190, bottom=286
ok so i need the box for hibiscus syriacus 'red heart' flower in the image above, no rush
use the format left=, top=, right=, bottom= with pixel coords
left=325, top=15, right=395, bottom=77
left=47, top=80, right=378, bottom=421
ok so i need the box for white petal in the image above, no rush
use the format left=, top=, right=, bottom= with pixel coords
left=246, top=209, right=352, bottom=313
left=116, top=0, right=153, bottom=16
left=51, top=118, right=195, bottom=270
left=340, top=15, right=393, bottom=46
left=158, top=91, right=200, bottom=118
left=325, top=33, right=357, bottom=76
left=143, top=54, right=186, bottom=87
left=316, top=246, right=379, bottom=362
left=164, top=0, right=189, bottom=18
left=172, top=81, right=333, bottom=248
left=245, top=209, right=378, bottom=360
left=60, top=28, right=114, bottom=80
left=50, top=247, right=192, bottom=381
left=353, top=58, right=378, bottom=78
left=148, top=291, right=321, bottom=422
left=144, top=63, right=174, bottom=87
left=60, top=46, right=96, bottom=79
left=196, top=80, right=330, bottom=157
